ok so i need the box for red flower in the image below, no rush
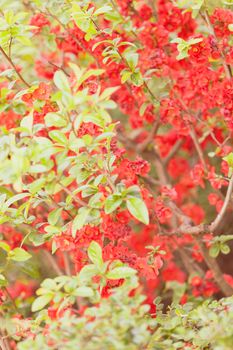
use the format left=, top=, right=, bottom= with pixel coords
left=30, top=14, right=50, bottom=34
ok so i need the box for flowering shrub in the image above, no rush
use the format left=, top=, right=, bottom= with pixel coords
left=1, top=0, right=233, bottom=348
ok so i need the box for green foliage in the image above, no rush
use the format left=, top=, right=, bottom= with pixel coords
left=18, top=281, right=233, bottom=350
left=171, top=37, right=203, bottom=60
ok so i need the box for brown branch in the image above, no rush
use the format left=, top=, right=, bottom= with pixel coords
left=163, top=139, right=183, bottom=166
left=63, top=252, right=72, bottom=276
left=42, top=250, right=63, bottom=276
left=210, top=175, right=233, bottom=232
left=47, top=60, right=70, bottom=77
left=0, top=46, right=30, bottom=88
left=189, top=126, right=208, bottom=171
left=137, top=119, right=160, bottom=152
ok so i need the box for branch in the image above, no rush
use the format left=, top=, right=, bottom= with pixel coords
left=137, top=119, right=160, bottom=152
left=163, top=139, right=183, bottom=166
left=210, top=175, right=233, bottom=232
left=42, top=250, right=63, bottom=276
left=0, top=46, right=31, bottom=88
left=189, top=126, right=207, bottom=171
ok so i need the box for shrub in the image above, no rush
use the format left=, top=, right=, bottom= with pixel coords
left=0, top=0, right=233, bottom=349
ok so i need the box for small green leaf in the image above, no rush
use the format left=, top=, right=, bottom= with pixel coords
left=0, top=241, right=10, bottom=252
left=220, top=244, right=230, bottom=255
left=104, top=194, right=122, bottom=214
left=49, top=130, right=67, bottom=145
left=94, top=5, right=112, bottom=15
left=72, top=207, right=90, bottom=237
left=9, top=248, right=32, bottom=262
left=79, top=264, right=99, bottom=282
left=88, top=241, right=103, bottom=268
left=106, top=266, right=136, bottom=280
left=31, top=294, right=53, bottom=312
left=209, top=244, right=220, bottom=258
left=54, top=70, right=71, bottom=92
left=45, top=113, right=67, bottom=128
left=0, top=274, right=7, bottom=287
left=73, top=286, right=94, bottom=297
left=130, top=71, right=143, bottom=86
left=126, top=197, right=149, bottom=225
left=5, top=193, right=31, bottom=208
left=48, top=208, right=63, bottom=226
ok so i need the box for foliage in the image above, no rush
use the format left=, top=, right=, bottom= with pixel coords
left=0, top=0, right=233, bottom=348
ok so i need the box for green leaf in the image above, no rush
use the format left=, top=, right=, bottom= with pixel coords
left=73, top=286, right=94, bottom=297
left=0, top=241, right=10, bottom=252
left=121, top=70, right=132, bottom=84
left=31, top=294, right=53, bottom=312
left=0, top=274, right=7, bottom=287
left=48, top=208, right=63, bottom=226
left=20, top=113, right=33, bottom=133
left=5, top=192, right=30, bottom=208
left=49, top=130, right=67, bottom=145
left=106, top=266, right=136, bottom=280
left=104, top=194, right=122, bottom=214
left=88, top=241, right=103, bottom=268
left=220, top=244, right=230, bottom=255
left=130, top=71, right=143, bottom=86
left=94, top=5, right=112, bottom=15
left=209, top=244, right=220, bottom=258
left=9, top=247, right=32, bottom=262
left=72, top=207, right=90, bottom=237
left=126, top=197, right=149, bottom=225
left=53, top=70, right=71, bottom=92
left=223, top=153, right=233, bottom=168
left=124, top=52, right=139, bottom=70
left=45, top=113, right=67, bottom=128
left=79, top=264, right=99, bottom=282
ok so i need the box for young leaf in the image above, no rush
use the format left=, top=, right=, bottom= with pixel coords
left=209, top=244, right=220, bottom=258
left=220, top=244, right=230, bottom=255
left=88, top=241, right=103, bottom=268
left=9, top=248, right=32, bottom=262
left=48, top=208, right=63, bottom=226
left=31, top=294, right=53, bottom=312
left=126, top=197, right=149, bottom=225
left=72, top=207, right=90, bottom=237
left=73, top=286, right=94, bottom=297
left=53, top=70, right=71, bottom=92
left=45, top=113, right=67, bottom=128
left=79, top=264, right=99, bottom=282
left=106, top=266, right=136, bottom=280
left=104, top=194, right=122, bottom=214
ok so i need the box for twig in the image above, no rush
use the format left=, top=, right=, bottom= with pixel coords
left=190, top=125, right=208, bottom=171
left=163, top=139, right=183, bottom=165
left=210, top=175, right=233, bottom=232
left=0, top=46, right=30, bottom=88
left=4, top=288, right=19, bottom=313
left=47, top=60, right=70, bottom=77
left=137, top=119, right=160, bottom=152
left=58, top=182, right=88, bottom=207
left=63, top=252, right=72, bottom=276
left=42, top=250, right=63, bottom=276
